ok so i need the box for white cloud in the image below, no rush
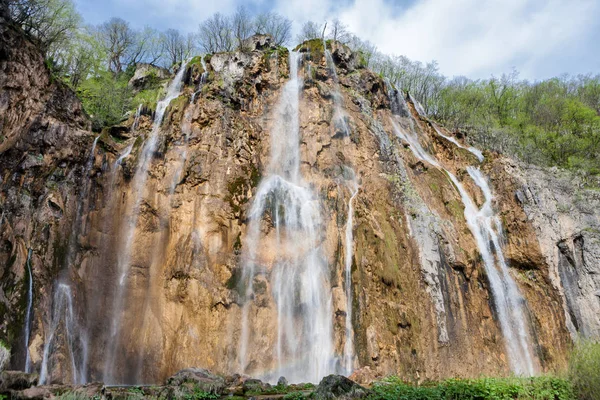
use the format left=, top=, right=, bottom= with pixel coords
left=75, top=0, right=600, bottom=79
left=333, top=0, right=600, bottom=79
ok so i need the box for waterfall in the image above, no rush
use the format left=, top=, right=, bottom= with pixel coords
left=132, top=104, right=143, bottom=132
left=38, top=135, right=98, bottom=383
left=430, top=122, right=484, bottom=162
left=134, top=93, right=197, bottom=382
left=40, top=282, right=88, bottom=384
left=408, top=92, right=427, bottom=117
left=342, top=168, right=359, bottom=375
left=103, top=61, right=189, bottom=383
left=460, top=167, right=536, bottom=375
left=390, top=91, right=537, bottom=375
left=192, top=57, right=209, bottom=103
left=238, top=52, right=335, bottom=384
left=323, top=42, right=350, bottom=137
left=23, top=248, right=33, bottom=373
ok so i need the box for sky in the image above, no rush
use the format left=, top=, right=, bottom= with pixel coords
left=73, top=0, right=600, bottom=80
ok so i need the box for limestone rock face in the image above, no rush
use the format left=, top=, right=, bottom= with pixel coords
left=0, top=25, right=597, bottom=388
left=128, top=63, right=171, bottom=92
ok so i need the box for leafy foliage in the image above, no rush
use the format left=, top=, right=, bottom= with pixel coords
left=77, top=71, right=131, bottom=130
left=568, top=339, right=600, bottom=400
left=368, top=49, right=600, bottom=176
left=369, top=376, right=574, bottom=400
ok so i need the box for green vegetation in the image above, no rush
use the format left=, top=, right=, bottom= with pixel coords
left=369, top=376, right=574, bottom=400
left=283, top=392, right=306, bottom=400
left=56, top=392, right=100, bottom=400
left=372, top=52, right=600, bottom=177
left=182, top=387, right=219, bottom=400
left=77, top=71, right=131, bottom=130
left=568, top=339, right=600, bottom=400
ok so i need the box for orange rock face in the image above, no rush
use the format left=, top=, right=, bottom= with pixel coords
left=2, top=29, right=596, bottom=386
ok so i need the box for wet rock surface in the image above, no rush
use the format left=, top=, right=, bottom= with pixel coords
left=0, top=22, right=595, bottom=389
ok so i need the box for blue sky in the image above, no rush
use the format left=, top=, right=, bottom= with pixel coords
left=73, top=0, right=600, bottom=80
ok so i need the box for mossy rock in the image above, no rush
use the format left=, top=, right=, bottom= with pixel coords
left=294, top=39, right=325, bottom=63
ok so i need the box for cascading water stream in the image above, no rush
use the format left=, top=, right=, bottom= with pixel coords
left=132, top=104, right=143, bottom=132
left=38, top=135, right=98, bottom=383
left=191, top=57, right=209, bottom=103
left=461, top=167, right=536, bottom=375
left=103, top=61, right=189, bottom=383
left=342, top=168, right=359, bottom=375
left=430, top=123, right=484, bottom=162
left=23, top=248, right=33, bottom=373
left=40, top=282, right=88, bottom=384
left=323, top=42, right=350, bottom=137
left=238, top=52, right=335, bottom=384
left=134, top=92, right=198, bottom=382
left=390, top=90, right=536, bottom=376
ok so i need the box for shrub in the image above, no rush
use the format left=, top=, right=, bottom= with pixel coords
left=369, top=376, right=574, bottom=400
left=569, top=339, right=600, bottom=400
left=0, top=340, right=10, bottom=372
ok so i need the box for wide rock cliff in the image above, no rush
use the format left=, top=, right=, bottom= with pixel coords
left=1, top=25, right=598, bottom=387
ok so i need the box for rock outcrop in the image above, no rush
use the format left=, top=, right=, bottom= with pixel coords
left=0, top=25, right=598, bottom=389
left=128, top=63, right=171, bottom=92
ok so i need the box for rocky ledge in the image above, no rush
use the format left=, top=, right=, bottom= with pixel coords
left=0, top=369, right=370, bottom=400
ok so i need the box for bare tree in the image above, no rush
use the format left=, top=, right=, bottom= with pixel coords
left=161, top=28, right=194, bottom=67
left=328, top=18, right=349, bottom=43
left=296, top=21, right=322, bottom=43
left=128, top=26, right=164, bottom=66
left=253, top=12, right=292, bottom=46
left=96, top=17, right=135, bottom=73
left=232, top=5, right=253, bottom=51
left=198, top=12, right=233, bottom=53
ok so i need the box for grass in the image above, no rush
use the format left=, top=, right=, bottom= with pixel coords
left=568, top=339, right=600, bottom=400
left=368, top=376, right=574, bottom=400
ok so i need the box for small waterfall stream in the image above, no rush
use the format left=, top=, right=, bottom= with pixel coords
left=40, top=282, right=88, bottom=384
left=238, top=52, right=335, bottom=383
left=23, top=248, right=33, bottom=373
left=342, top=168, right=359, bottom=375
left=103, top=61, right=189, bottom=383
left=390, top=89, right=537, bottom=375
left=38, top=136, right=99, bottom=383
left=323, top=42, right=350, bottom=137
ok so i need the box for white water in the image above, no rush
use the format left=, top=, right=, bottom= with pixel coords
left=460, top=167, right=536, bottom=375
left=430, top=123, right=484, bottom=162
left=323, top=42, right=350, bottom=137
left=103, top=60, right=189, bottom=383
left=342, top=168, right=359, bottom=375
left=390, top=92, right=536, bottom=375
left=23, top=248, right=33, bottom=373
left=405, top=90, right=483, bottom=162
left=238, top=52, right=335, bottom=384
left=191, top=57, right=209, bottom=102
left=40, top=282, right=88, bottom=384
left=132, top=104, right=142, bottom=132
left=408, top=92, right=427, bottom=117
left=39, top=136, right=98, bottom=383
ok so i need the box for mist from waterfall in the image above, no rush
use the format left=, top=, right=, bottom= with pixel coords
left=390, top=89, right=537, bottom=376
left=103, top=61, right=189, bottom=384
left=238, top=51, right=335, bottom=384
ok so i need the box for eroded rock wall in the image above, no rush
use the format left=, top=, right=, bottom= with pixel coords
left=0, top=29, right=597, bottom=387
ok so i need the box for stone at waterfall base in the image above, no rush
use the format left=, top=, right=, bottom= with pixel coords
left=0, top=369, right=373, bottom=399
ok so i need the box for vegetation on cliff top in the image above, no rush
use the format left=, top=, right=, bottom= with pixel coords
left=7, top=0, right=600, bottom=177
